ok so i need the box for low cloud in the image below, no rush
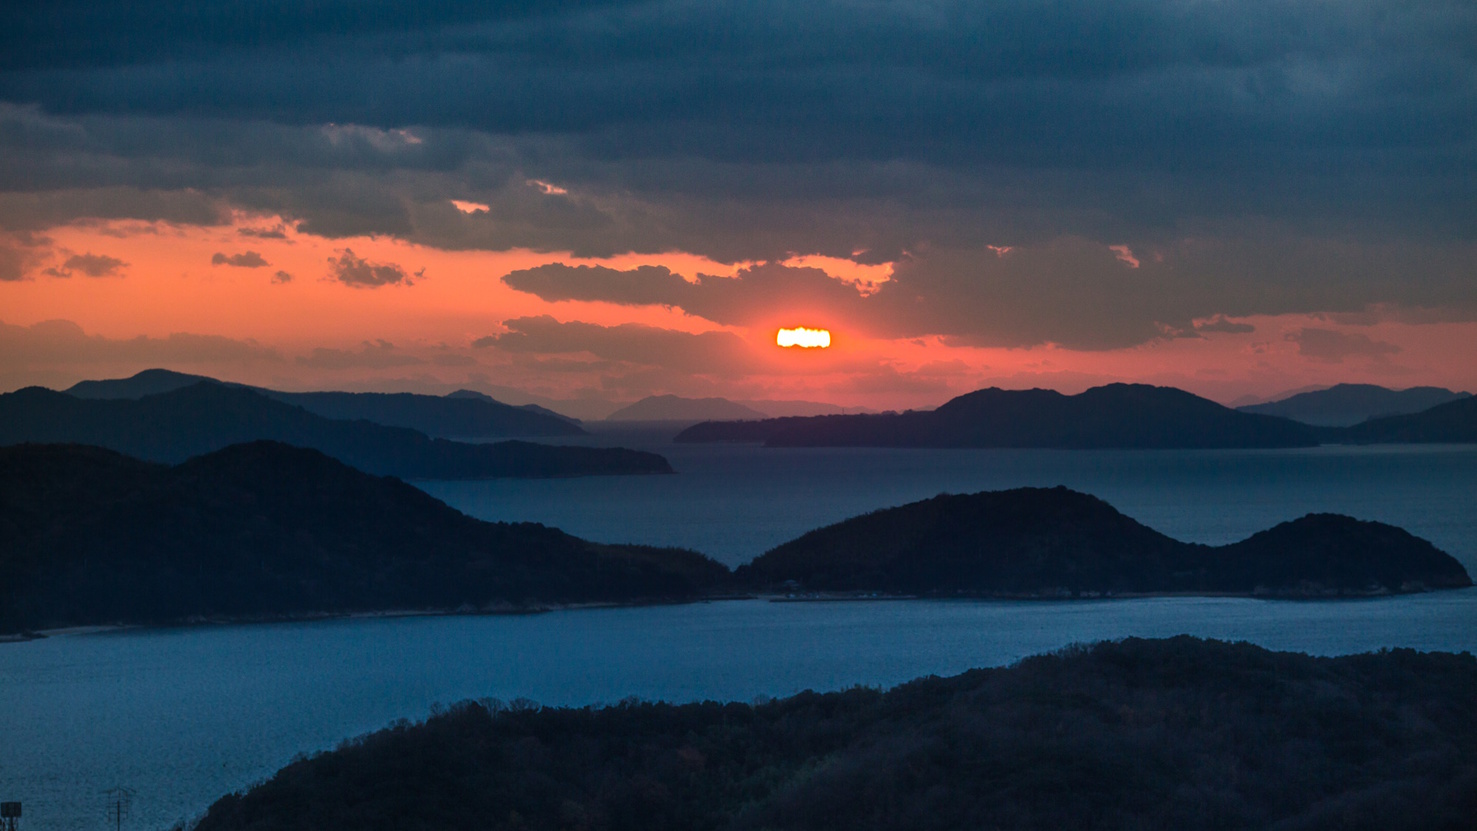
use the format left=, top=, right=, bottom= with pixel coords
left=0, top=318, right=282, bottom=390
left=296, top=339, right=425, bottom=369
left=0, top=243, right=23, bottom=281
left=45, top=252, right=127, bottom=278
left=1286, top=328, right=1401, bottom=363
left=211, top=251, right=269, bottom=268
left=271, top=269, right=293, bottom=283
left=480, top=316, right=762, bottom=377
left=327, top=248, right=414, bottom=288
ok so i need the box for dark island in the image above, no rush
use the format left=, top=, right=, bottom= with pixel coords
left=737, top=487, right=1471, bottom=598
left=65, top=368, right=585, bottom=438
left=0, top=382, right=670, bottom=480
left=676, top=383, right=1320, bottom=448
left=192, top=637, right=1477, bottom=831
left=0, top=442, right=727, bottom=634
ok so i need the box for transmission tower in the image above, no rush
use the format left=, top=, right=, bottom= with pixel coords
left=102, top=788, right=134, bottom=831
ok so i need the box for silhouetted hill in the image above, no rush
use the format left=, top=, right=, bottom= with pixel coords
left=606, top=395, right=769, bottom=421
left=1329, top=396, right=1477, bottom=444
left=64, top=369, right=582, bottom=438
left=1238, top=383, right=1470, bottom=426
left=193, top=637, right=1477, bottom=831
left=736, top=487, right=1469, bottom=597
left=0, top=383, right=671, bottom=479
left=0, top=442, right=727, bottom=633
left=65, top=367, right=215, bottom=398
left=676, top=384, right=1319, bottom=448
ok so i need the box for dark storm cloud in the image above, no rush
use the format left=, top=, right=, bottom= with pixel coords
left=0, top=0, right=1474, bottom=346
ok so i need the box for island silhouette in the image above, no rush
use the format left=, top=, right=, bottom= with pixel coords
left=676, top=383, right=1321, bottom=448
left=740, top=487, right=1471, bottom=598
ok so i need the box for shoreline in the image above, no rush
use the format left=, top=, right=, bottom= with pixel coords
left=8, top=586, right=1472, bottom=643
left=1, top=595, right=760, bottom=643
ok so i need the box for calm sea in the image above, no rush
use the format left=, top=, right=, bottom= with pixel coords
left=3, top=436, right=1475, bottom=830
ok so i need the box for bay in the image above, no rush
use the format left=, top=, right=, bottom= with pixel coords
left=3, top=439, right=1476, bottom=830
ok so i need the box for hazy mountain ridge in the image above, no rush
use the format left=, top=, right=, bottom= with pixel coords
left=0, top=442, right=726, bottom=634
left=738, top=487, right=1471, bottom=597
left=0, top=382, right=671, bottom=479
left=64, top=369, right=582, bottom=438
left=1238, top=383, right=1471, bottom=427
left=605, top=394, right=770, bottom=422
left=192, top=637, right=1477, bottom=831
left=677, top=384, right=1320, bottom=448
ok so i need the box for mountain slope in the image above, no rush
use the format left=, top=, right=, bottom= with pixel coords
left=678, top=384, right=1319, bottom=448
left=0, top=442, right=727, bottom=633
left=193, top=637, right=1477, bottom=831
left=1238, top=383, right=1470, bottom=426
left=0, top=383, right=670, bottom=479
left=737, top=487, right=1470, bottom=597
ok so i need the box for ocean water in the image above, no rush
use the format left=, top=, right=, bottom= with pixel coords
left=3, top=439, right=1476, bottom=830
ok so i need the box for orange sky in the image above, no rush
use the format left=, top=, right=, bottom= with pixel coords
left=4, top=214, right=1475, bottom=415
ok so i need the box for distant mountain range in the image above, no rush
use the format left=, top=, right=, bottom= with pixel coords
left=602, top=394, right=873, bottom=421
left=678, top=384, right=1321, bottom=448
left=1237, top=383, right=1470, bottom=426
left=0, top=382, right=671, bottom=479
left=738, top=487, right=1471, bottom=598
left=66, top=369, right=583, bottom=438
left=605, top=395, right=771, bottom=422
left=0, top=442, right=725, bottom=634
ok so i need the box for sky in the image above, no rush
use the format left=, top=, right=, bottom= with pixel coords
left=2, top=0, right=1474, bottom=415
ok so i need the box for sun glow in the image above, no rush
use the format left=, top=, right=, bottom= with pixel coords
left=777, top=327, right=832, bottom=348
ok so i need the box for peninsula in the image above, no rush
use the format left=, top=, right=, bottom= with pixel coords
left=737, top=487, right=1471, bottom=597
left=0, top=442, right=726, bottom=634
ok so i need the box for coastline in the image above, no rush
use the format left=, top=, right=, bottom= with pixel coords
left=9, top=585, right=1473, bottom=644
left=0, top=594, right=759, bottom=644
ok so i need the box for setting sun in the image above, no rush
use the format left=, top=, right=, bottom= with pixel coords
left=776, top=327, right=832, bottom=348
